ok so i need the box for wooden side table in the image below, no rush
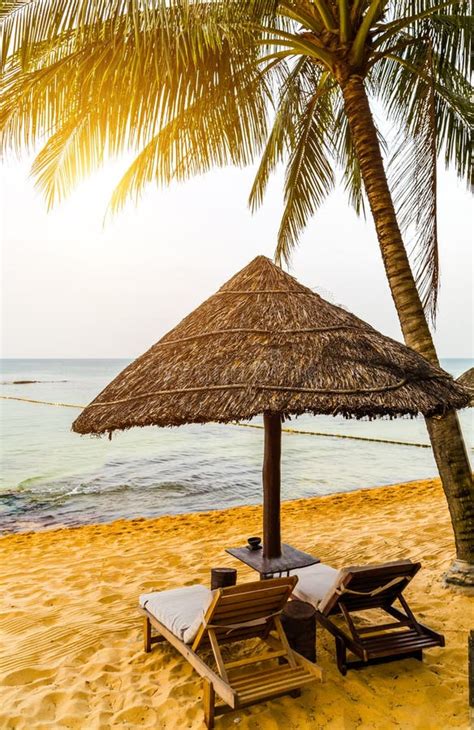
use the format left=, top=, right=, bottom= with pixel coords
left=226, top=543, right=319, bottom=579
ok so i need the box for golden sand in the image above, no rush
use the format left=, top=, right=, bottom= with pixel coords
left=0, top=477, right=472, bottom=729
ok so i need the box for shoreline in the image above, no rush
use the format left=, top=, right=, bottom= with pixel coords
left=0, top=472, right=444, bottom=537
left=1, top=476, right=471, bottom=728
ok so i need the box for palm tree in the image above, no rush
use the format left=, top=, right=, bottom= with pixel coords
left=1, top=1, right=472, bottom=584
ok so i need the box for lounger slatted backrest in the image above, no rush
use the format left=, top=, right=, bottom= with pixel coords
left=319, top=560, right=421, bottom=616
left=192, top=576, right=298, bottom=651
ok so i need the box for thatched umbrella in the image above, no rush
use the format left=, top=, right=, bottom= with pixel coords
left=73, top=256, right=468, bottom=557
left=457, top=368, right=474, bottom=406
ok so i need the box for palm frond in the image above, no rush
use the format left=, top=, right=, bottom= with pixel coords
left=110, top=58, right=271, bottom=211
left=1, top=3, right=274, bottom=204
left=0, top=0, right=471, bottom=280
left=276, top=78, right=336, bottom=264
left=249, top=56, right=311, bottom=212
left=31, top=113, right=104, bottom=208
left=371, top=29, right=473, bottom=184
left=388, top=50, right=439, bottom=322
left=0, top=0, right=280, bottom=70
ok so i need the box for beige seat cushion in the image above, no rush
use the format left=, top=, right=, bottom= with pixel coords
left=290, top=563, right=340, bottom=608
left=139, top=585, right=213, bottom=644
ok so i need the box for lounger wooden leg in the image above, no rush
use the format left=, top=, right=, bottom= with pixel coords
left=335, top=637, right=347, bottom=676
left=203, top=678, right=215, bottom=729
left=144, top=616, right=152, bottom=653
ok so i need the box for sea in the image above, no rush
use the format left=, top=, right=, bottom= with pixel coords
left=1, top=358, right=472, bottom=534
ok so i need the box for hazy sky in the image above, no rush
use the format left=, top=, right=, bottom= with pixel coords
left=1, top=154, right=472, bottom=359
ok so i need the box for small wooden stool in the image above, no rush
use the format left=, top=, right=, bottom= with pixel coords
left=210, top=567, right=237, bottom=590
left=281, top=599, right=317, bottom=662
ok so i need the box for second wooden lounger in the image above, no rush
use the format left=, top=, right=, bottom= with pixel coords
left=139, top=576, right=322, bottom=728
left=291, top=559, right=444, bottom=675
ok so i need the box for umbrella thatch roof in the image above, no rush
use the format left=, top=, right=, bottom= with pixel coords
left=457, top=368, right=474, bottom=406
left=73, top=256, right=468, bottom=435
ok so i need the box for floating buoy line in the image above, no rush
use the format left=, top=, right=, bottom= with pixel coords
left=0, top=393, right=446, bottom=449
left=232, top=422, right=433, bottom=448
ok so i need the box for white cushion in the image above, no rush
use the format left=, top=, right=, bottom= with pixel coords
left=139, top=584, right=213, bottom=644
left=290, top=563, right=340, bottom=608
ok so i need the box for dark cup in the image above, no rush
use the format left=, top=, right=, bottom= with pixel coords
left=247, top=536, right=262, bottom=550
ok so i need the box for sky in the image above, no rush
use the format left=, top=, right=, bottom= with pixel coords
left=1, top=153, right=472, bottom=359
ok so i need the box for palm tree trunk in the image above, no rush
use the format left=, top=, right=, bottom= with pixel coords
left=339, top=73, right=473, bottom=586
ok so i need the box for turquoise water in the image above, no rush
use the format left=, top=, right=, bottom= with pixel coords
left=0, top=358, right=472, bottom=533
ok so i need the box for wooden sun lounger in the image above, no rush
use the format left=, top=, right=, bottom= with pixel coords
left=314, top=560, right=445, bottom=675
left=140, top=576, right=322, bottom=727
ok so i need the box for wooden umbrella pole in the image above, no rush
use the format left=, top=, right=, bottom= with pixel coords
left=263, top=412, right=282, bottom=558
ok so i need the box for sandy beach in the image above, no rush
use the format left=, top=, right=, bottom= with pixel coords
left=0, top=476, right=471, bottom=729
